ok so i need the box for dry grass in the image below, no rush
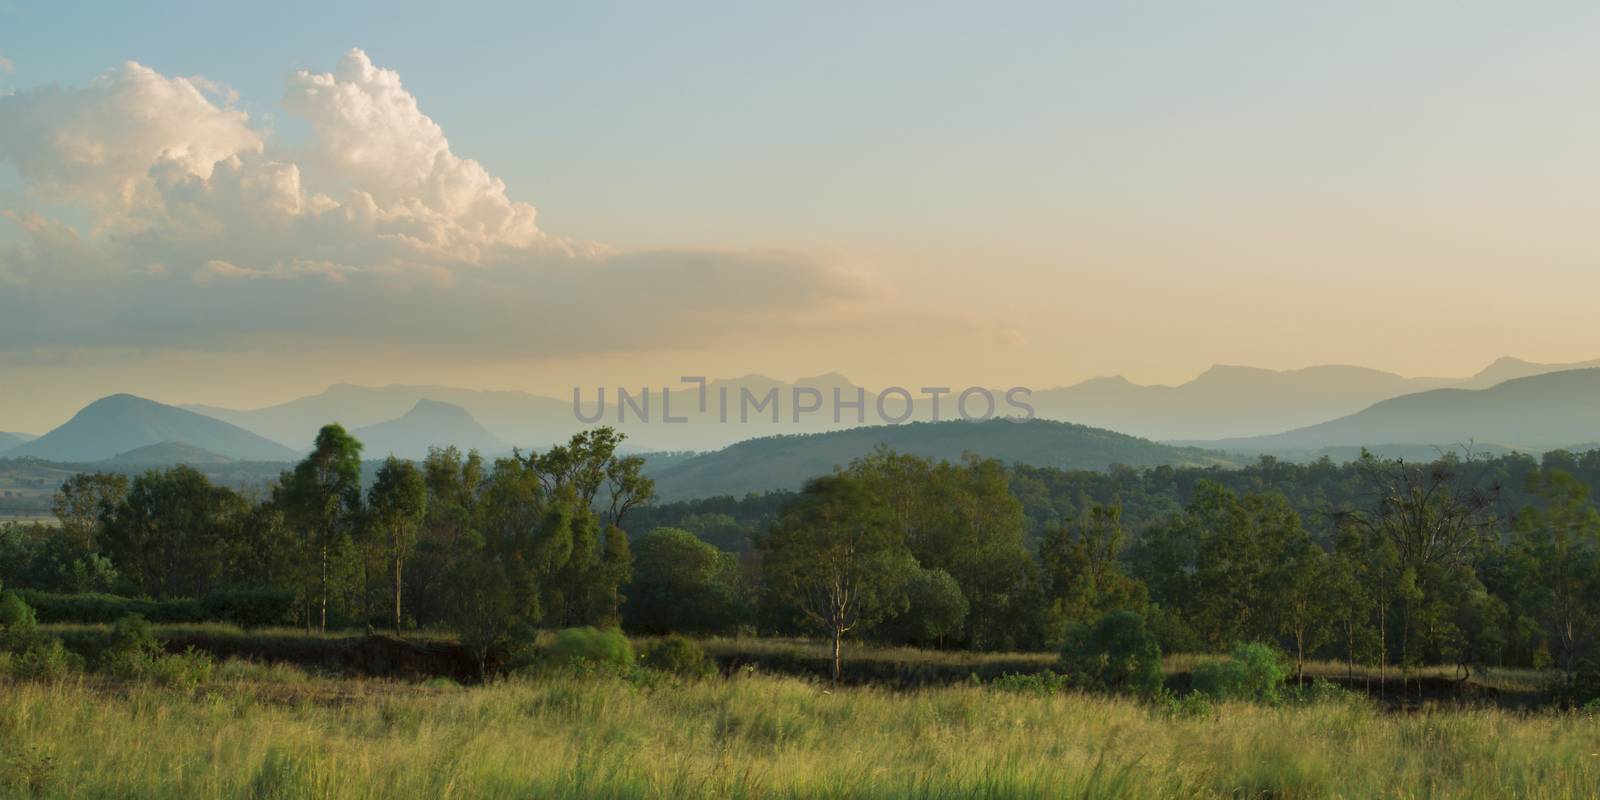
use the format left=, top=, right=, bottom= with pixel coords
left=2, top=667, right=1598, bottom=799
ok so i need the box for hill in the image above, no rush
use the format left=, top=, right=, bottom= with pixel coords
left=4, top=395, right=299, bottom=463
left=644, top=419, right=1236, bottom=500
left=1203, top=368, right=1600, bottom=453
left=352, top=400, right=510, bottom=460
left=0, top=432, right=35, bottom=450
left=1458, top=356, right=1600, bottom=390
left=102, top=442, right=235, bottom=466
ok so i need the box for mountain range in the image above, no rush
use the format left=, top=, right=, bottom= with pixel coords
left=2, top=395, right=298, bottom=463
left=173, top=356, right=1600, bottom=451
left=4, top=356, right=1597, bottom=485
left=1200, top=368, right=1600, bottom=454
left=644, top=419, right=1236, bottom=501
left=353, top=400, right=511, bottom=460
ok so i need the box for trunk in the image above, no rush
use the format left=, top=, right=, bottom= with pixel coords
left=1295, top=633, right=1305, bottom=686
left=393, top=555, right=404, bottom=635
left=320, top=544, right=329, bottom=632
left=831, top=628, right=843, bottom=684
left=1378, top=602, right=1387, bottom=697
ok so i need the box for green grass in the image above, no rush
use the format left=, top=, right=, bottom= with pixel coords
left=3, top=669, right=1599, bottom=799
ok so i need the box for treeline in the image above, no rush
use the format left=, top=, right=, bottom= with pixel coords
left=3, top=427, right=1599, bottom=700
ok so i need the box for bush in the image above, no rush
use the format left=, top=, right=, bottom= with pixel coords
left=1152, top=687, right=1214, bottom=718
left=639, top=635, right=715, bottom=677
left=1061, top=609, right=1164, bottom=697
left=538, top=627, right=635, bottom=672
left=145, top=647, right=215, bottom=691
left=195, top=589, right=296, bottom=628
left=15, top=588, right=294, bottom=628
left=989, top=669, right=1071, bottom=696
left=1191, top=643, right=1290, bottom=703
left=11, top=639, right=80, bottom=681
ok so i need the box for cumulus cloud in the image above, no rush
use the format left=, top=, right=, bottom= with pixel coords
left=0, top=55, right=12, bottom=76
left=0, top=50, right=868, bottom=361
left=0, top=62, right=261, bottom=225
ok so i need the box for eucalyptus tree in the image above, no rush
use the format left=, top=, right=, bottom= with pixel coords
left=278, top=424, right=364, bottom=631
left=368, top=457, right=428, bottom=633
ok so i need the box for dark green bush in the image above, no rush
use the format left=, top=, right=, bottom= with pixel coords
left=639, top=635, right=715, bottom=677
left=1060, top=609, right=1164, bottom=697
left=16, top=588, right=293, bottom=628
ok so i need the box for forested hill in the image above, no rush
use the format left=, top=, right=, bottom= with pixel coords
left=643, top=418, right=1236, bottom=500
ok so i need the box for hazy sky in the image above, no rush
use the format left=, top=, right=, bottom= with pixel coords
left=3, top=1, right=1600, bottom=432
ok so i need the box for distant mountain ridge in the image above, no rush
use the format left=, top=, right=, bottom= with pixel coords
left=180, top=356, right=1599, bottom=450
left=0, top=432, right=34, bottom=450
left=1202, top=368, right=1600, bottom=453
left=3, top=395, right=298, bottom=463
left=352, top=400, right=510, bottom=460
left=644, top=418, right=1235, bottom=501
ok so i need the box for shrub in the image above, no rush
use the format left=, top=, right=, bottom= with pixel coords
left=145, top=647, right=214, bottom=691
left=1192, top=643, right=1290, bottom=703
left=12, top=639, right=79, bottom=681
left=538, top=627, right=635, bottom=672
left=1285, top=677, right=1357, bottom=706
left=0, top=581, right=42, bottom=653
left=989, top=669, right=1071, bottom=696
left=195, top=589, right=296, bottom=628
left=1061, top=609, right=1164, bottom=697
left=15, top=588, right=294, bottom=628
left=1152, top=686, right=1214, bottom=717
left=639, top=635, right=715, bottom=678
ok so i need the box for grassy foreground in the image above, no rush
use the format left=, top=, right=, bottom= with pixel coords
left=2, top=669, right=1599, bottom=799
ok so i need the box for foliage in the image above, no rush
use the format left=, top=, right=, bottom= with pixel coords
left=626, top=528, right=745, bottom=635
left=639, top=635, right=715, bottom=677
left=17, top=588, right=294, bottom=628
left=1191, top=643, right=1291, bottom=703
left=988, top=669, right=1071, bottom=696
left=761, top=473, right=915, bottom=681
left=874, top=566, right=969, bottom=647
left=1061, top=609, right=1164, bottom=697
left=538, top=627, right=635, bottom=672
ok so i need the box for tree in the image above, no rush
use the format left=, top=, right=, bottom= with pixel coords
left=278, top=424, right=364, bottom=631
left=522, top=429, right=652, bottom=628
left=1037, top=503, right=1148, bottom=645
left=99, top=466, right=248, bottom=598
left=368, top=457, right=428, bottom=634
left=53, top=472, right=128, bottom=551
left=1274, top=537, right=1336, bottom=684
left=1130, top=483, right=1308, bottom=651
left=875, top=566, right=968, bottom=647
left=1340, top=452, right=1499, bottom=695
left=626, top=528, right=744, bottom=635
left=762, top=474, right=914, bottom=681
left=533, top=427, right=654, bottom=530
left=1506, top=468, right=1600, bottom=699
left=849, top=449, right=1033, bottom=649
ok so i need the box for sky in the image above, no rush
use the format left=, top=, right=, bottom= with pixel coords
left=3, top=1, right=1600, bottom=432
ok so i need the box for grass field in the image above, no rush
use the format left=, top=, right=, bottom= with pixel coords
left=2, top=666, right=1598, bottom=799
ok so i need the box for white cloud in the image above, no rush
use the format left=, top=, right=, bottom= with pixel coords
left=0, top=50, right=870, bottom=361
left=0, top=55, right=13, bottom=76
left=0, top=62, right=261, bottom=225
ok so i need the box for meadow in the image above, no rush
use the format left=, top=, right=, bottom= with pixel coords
left=2, top=664, right=1599, bottom=799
